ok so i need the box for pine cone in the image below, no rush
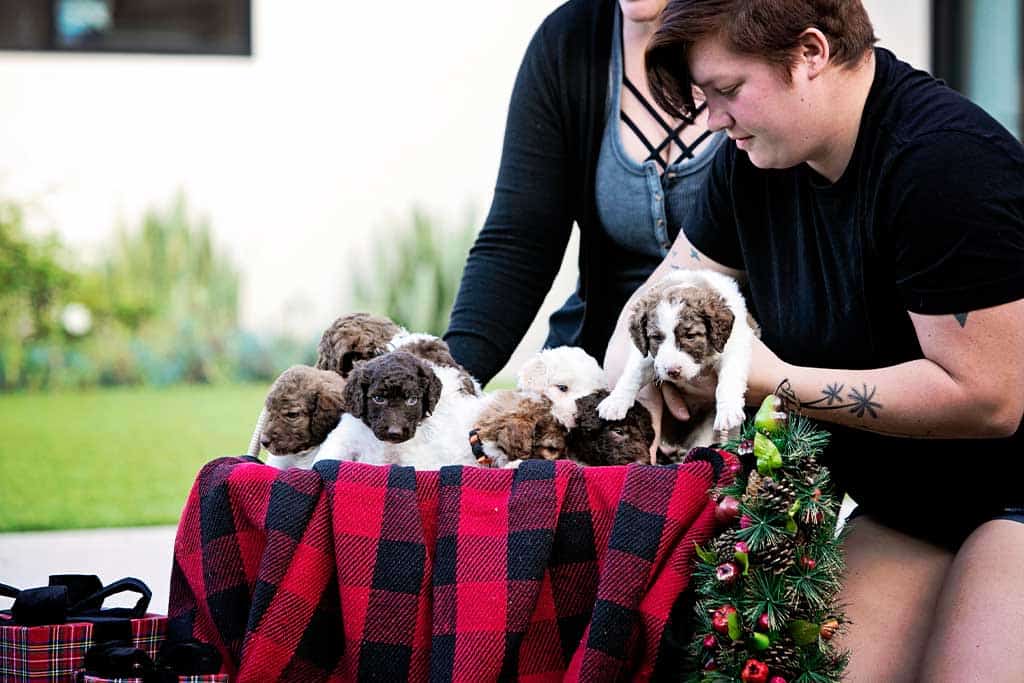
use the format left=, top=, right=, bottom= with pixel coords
left=759, top=478, right=797, bottom=514
left=744, top=471, right=763, bottom=499
left=761, top=635, right=799, bottom=673
left=712, top=528, right=740, bottom=560
left=758, top=536, right=797, bottom=575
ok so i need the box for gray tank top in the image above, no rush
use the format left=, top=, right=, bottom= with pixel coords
left=546, top=9, right=725, bottom=348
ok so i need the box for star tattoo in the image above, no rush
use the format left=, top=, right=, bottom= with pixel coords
left=847, top=384, right=882, bottom=418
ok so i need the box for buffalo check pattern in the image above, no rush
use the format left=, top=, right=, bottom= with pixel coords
left=170, top=454, right=720, bottom=682
left=0, top=615, right=165, bottom=683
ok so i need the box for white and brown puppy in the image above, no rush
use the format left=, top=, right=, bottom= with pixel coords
left=598, top=269, right=757, bottom=443
left=516, top=346, right=608, bottom=428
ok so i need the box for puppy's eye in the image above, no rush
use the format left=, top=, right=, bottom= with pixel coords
left=648, top=332, right=665, bottom=342
left=556, top=384, right=569, bottom=393
left=610, top=427, right=625, bottom=436
left=371, top=395, right=387, bottom=405
left=405, top=396, right=419, bottom=406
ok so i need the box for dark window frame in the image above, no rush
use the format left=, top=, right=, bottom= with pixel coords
left=932, top=0, right=1023, bottom=137
left=0, top=1, right=251, bottom=57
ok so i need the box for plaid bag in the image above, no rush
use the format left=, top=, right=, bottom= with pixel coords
left=77, top=674, right=227, bottom=682
left=170, top=455, right=721, bottom=682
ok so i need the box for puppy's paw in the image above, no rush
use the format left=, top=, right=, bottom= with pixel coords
left=598, top=393, right=632, bottom=421
left=713, top=397, right=747, bottom=433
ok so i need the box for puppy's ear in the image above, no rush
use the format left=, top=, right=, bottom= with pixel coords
left=342, top=365, right=367, bottom=418
left=703, top=296, right=735, bottom=353
left=516, top=355, right=546, bottom=393
left=420, top=365, right=442, bottom=417
left=310, top=382, right=345, bottom=442
left=628, top=299, right=651, bottom=356
left=573, top=393, right=604, bottom=433
left=493, top=419, right=536, bottom=460
left=629, top=402, right=656, bottom=447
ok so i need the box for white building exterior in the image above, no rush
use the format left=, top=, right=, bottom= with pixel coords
left=0, top=1, right=975, bottom=380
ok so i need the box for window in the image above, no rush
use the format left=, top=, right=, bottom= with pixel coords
left=0, top=0, right=251, bottom=56
left=933, top=0, right=1022, bottom=138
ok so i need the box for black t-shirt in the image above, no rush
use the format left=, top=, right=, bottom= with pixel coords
left=687, top=48, right=1024, bottom=539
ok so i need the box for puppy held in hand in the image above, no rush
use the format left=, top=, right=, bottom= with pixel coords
left=315, top=350, right=481, bottom=469
left=568, top=390, right=655, bottom=466
left=470, top=392, right=568, bottom=468
left=316, top=312, right=402, bottom=378
left=516, top=346, right=608, bottom=428
left=599, top=269, right=758, bottom=445
left=260, top=366, right=347, bottom=469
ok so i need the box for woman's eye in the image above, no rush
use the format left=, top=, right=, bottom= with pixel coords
left=717, top=85, right=740, bottom=98
left=371, top=395, right=386, bottom=405
left=405, top=396, right=419, bottom=406
left=556, top=384, right=569, bottom=393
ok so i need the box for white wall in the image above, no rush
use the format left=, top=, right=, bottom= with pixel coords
left=0, top=0, right=933, bottom=382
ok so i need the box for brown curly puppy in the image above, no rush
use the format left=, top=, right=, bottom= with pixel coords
left=471, top=391, right=568, bottom=468
left=568, top=390, right=655, bottom=466
left=392, top=334, right=480, bottom=396
left=316, top=312, right=402, bottom=378
left=342, top=351, right=442, bottom=443
left=260, top=365, right=347, bottom=468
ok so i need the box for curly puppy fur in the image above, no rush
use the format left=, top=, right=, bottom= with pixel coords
left=599, top=269, right=758, bottom=442
left=516, top=346, right=608, bottom=428
left=261, top=365, right=347, bottom=469
left=341, top=351, right=442, bottom=443
left=390, top=333, right=480, bottom=396
left=315, top=350, right=482, bottom=469
left=473, top=391, right=568, bottom=468
left=316, top=312, right=402, bottom=378
left=568, top=390, right=655, bottom=466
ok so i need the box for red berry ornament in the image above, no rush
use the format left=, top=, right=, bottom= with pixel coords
left=757, top=613, right=771, bottom=631
left=734, top=541, right=750, bottom=555
left=711, top=605, right=738, bottom=634
left=740, top=514, right=753, bottom=529
left=801, top=556, right=817, bottom=570
left=704, top=658, right=719, bottom=671
left=769, top=677, right=788, bottom=683
left=741, top=658, right=770, bottom=683
left=703, top=634, right=717, bottom=649
left=715, top=496, right=741, bottom=526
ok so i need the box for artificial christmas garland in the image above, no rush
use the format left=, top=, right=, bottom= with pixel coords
left=684, top=396, right=848, bottom=683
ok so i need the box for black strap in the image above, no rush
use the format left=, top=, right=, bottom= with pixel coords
left=70, top=577, right=151, bottom=619
left=1, top=576, right=151, bottom=626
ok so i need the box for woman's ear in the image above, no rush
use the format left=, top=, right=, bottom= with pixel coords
left=797, top=27, right=830, bottom=79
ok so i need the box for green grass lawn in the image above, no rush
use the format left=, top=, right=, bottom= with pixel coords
left=0, top=383, right=268, bottom=532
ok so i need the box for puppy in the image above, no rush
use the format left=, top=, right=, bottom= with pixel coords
left=599, top=269, right=757, bottom=446
left=316, top=312, right=402, bottom=378
left=259, top=366, right=347, bottom=469
left=516, top=346, right=608, bottom=428
left=470, top=392, right=568, bottom=468
left=389, top=332, right=481, bottom=396
left=315, top=351, right=481, bottom=469
left=568, top=390, right=655, bottom=466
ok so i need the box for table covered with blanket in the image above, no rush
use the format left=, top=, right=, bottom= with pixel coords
left=169, top=454, right=724, bottom=682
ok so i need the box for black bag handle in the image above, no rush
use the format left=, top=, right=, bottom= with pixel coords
left=69, top=577, right=152, bottom=619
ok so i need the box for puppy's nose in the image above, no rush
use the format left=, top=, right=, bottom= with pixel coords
left=665, top=366, right=683, bottom=380
left=260, top=435, right=271, bottom=448
left=387, top=425, right=406, bottom=440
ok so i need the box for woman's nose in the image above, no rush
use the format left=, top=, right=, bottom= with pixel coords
left=706, top=104, right=733, bottom=132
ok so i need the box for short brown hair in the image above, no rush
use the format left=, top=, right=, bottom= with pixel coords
left=646, top=0, right=877, bottom=117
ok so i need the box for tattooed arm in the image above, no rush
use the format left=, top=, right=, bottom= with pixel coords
left=747, top=299, right=1024, bottom=439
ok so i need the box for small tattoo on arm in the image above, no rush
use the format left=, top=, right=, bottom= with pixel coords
left=774, top=379, right=882, bottom=419
left=690, top=248, right=701, bottom=261
left=954, top=313, right=968, bottom=327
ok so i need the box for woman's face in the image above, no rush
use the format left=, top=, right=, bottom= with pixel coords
left=618, top=0, right=669, bottom=24
left=688, top=33, right=821, bottom=170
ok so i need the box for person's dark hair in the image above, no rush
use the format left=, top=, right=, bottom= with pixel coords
left=646, top=0, right=877, bottom=117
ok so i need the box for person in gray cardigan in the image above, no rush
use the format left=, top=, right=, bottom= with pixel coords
left=444, top=0, right=722, bottom=386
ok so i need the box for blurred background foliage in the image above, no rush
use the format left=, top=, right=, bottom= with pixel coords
left=353, top=206, right=476, bottom=337
left=0, top=195, right=475, bottom=394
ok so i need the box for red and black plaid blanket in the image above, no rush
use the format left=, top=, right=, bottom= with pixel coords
left=170, top=456, right=721, bottom=682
